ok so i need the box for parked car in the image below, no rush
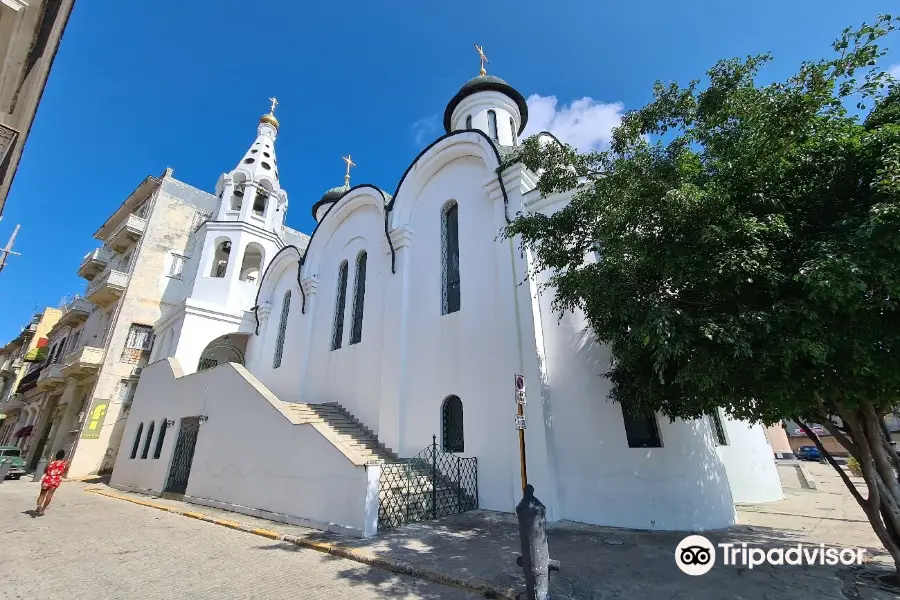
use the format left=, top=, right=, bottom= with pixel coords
left=0, top=446, right=26, bottom=479
left=795, top=445, right=822, bottom=461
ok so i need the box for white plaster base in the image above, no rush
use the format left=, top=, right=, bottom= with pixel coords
left=110, top=483, right=368, bottom=538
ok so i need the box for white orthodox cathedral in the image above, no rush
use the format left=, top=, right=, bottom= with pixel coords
left=111, top=62, right=784, bottom=538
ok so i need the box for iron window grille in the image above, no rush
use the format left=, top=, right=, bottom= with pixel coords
left=331, top=261, right=349, bottom=350
left=349, top=252, right=367, bottom=345
left=441, top=203, right=461, bottom=314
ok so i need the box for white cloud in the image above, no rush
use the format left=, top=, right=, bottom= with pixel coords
left=888, top=63, right=900, bottom=79
left=522, top=94, right=625, bottom=153
left=411, top=114, right=440, bottom=146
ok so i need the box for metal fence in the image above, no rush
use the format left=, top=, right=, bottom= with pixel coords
left=378, top=435, right=477, bottom=530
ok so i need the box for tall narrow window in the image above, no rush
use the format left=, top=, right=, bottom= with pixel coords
left=708, top=410, right=728, bottom=445
left=510, top=117, right=517, bottom=146
left=153, top=420, right=168, bottom=459
left=130, top=422, right=144, bottom=459
left=442, top=396, right=464, bottom=453
left=273, top=290, right=291, bottom=368
left=487, top=110, right=498, bottom=141
left=349, top=252, right=367, bottom=345
left=441, top=202, right=461, bottom=314
left=141, top=421, right=155, bottom=459
left=465, top=115, right=472, bottom=129
left=622, top=410, right=662, bottom=448
left=331, top=261, right=349, bottom=350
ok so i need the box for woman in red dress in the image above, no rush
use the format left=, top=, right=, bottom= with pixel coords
left=36, top=450, right=67, bottom=516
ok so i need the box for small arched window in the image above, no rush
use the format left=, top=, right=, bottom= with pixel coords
left=153, top=420, right=169, bottom=459
left=273, top=290, right=291, bottom=368
left=510, top=117, right=517, bottom=146
left=141, top=421, right=155, bottom=459
left=442, top=396, right=464, bottom=453
left=130, top=423, right=144, bottom=459
left=441, top=202, right=461, bottom=314
left=331, top=261, right=349, bottom=350
left=210, top=239, right=231, bottom=278
left=465, top=115, right=472, bottom=129
left=350, top=252, right=367, bottom=345
left=239, top=243, right=264, bottom=283
left=487, top=110, right=498, bottom=141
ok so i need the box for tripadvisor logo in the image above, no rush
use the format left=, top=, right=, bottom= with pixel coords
left=675, top=535, right=866, bottom=575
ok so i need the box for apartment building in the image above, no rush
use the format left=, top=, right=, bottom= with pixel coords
left=0, top=0, right=77, bottom=214
left=0, top=307, right=60, bottom=451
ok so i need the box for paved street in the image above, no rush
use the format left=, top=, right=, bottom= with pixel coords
left=0, top=480, right=480, bottom=600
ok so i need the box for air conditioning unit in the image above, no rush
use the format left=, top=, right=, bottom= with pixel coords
left=132, top=367, right=143, bottom=377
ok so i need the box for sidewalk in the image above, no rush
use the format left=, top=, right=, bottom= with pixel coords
left=84, top=465, right=899, bottom=600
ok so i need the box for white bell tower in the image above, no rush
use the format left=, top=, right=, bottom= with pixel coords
left=153, top=100, right=292, bottom=375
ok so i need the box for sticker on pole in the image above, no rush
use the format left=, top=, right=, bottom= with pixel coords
left=515, top=374, right=526, bottom=392
left=515, top=390, right=527, bottom=405
left=515, top=415, right=526, bottom=430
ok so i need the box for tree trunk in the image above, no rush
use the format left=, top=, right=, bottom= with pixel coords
left=799, top=414, right=900, bottom=582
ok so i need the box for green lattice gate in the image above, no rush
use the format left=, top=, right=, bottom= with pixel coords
left=378, top=435, right=477, bottom=530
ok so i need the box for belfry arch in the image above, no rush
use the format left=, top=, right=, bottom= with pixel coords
left=196, top=333, right=250, bottom=372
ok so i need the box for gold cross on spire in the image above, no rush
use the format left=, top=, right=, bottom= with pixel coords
left=269, top=97, right=279, bottom=114
left=474, top=44, right=488, bottom=76
left=342, top=154, right=356, bottom=187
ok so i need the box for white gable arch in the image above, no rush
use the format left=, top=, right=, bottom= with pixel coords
left=388, top=131, right=501, bottom=230
left=255, top=245, right=302, bottom=310
left=301, top=186, right=386, bottom=278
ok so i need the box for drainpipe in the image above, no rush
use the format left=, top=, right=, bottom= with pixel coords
left=67, top=171, right=168, bottom=474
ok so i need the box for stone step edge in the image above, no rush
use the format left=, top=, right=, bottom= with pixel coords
left=83, top=486, right=516, bottom=600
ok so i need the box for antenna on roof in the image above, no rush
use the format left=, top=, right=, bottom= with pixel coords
left=0, top=223, right=21, bottom=274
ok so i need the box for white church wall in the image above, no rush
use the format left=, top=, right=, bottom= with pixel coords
left=397, top=155, right=519, bottom=513
left=301, top=200, right=387, bottom=431
left=248, top=262, right=300, bottom=403
left=716, top=416, right=784, bottom=503
left=111, top=359, right=375, bottom=536
left=172, top=309, right=242, bottom=376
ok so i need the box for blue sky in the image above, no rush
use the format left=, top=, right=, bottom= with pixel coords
left=0, top=0, right=897, bottom=340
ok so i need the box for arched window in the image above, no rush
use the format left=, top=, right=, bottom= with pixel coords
left=331, top=261, right=349, bottom=350
left=153, top=420, right=169, bottom=459
left=130, top=423, right=143, bottom=459
left=510, top=117, right=517, bottom=146
left=273, top=290, right=291, bottom=368
left=253, top=188, right=268, bottom=216
left=442, top=396, right=464, bottom=453
left=210, top=239, right=231, bottom=278
left=141, top=421, right=155, bottom=459
left=487, top=110, right=498, bottom=141
left=465, top=115, right=472, bottom=129
left=239, top=243, right=264, bottom=283
left=349, top=252, right=367, bottom=345
left=441, top=202, right=461, bottom=314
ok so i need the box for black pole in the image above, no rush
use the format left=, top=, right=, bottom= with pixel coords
left=431, top=434, right=437, bottom=520
left=516, top=485, right=559, bottom=600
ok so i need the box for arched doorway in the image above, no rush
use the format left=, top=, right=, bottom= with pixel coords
left=196, top=334, right=249, bottom=372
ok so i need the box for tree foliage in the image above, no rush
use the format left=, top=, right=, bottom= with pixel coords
left=505, top=16, right=900, bottom=573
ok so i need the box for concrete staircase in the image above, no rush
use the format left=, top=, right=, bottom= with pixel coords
left=284, top=402, right=398, bottom=464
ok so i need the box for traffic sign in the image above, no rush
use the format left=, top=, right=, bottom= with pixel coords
left=515, top=374, right=526, bottom=392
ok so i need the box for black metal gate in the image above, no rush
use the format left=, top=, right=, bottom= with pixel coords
left=164, top=417, right=200, bottom=494
left=378, top=435, right=477, bottom=530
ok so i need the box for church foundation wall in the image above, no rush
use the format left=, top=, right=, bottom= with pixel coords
left=111, top=359, right=377, bottom=537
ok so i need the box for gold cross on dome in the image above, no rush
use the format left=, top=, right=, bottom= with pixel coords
left=269, top=97, right=279, bottom=114
left=342, top=154, right=356, bottom=187
left=474, top=44, right=488, bottom=76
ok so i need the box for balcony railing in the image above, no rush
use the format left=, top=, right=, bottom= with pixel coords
left=86, top=269, right=128, bottom=307
left=54, top=298, right=95, bottom=330
left=37, top=364, right=67, bottom=391
left=78, top=248, right=113, bottom=281
left=107, top=214, right=147, bottom=252
left=61, top=346, right=105, bottom=380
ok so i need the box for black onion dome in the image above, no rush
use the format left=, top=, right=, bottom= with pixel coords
left=311, top=184, right=349, bottom=220
left=443, top=74, right=529, bottom=135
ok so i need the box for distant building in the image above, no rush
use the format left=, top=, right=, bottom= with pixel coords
left=0, top=308, right=61, bottom=452
left=782, top=417, right=900, bottom=457
left=0, top=0, right=77, bottom=215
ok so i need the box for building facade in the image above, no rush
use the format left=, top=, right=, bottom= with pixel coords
left=0, top=0, right=77, bottom=215
left=111, top=68, right=785, bottom=537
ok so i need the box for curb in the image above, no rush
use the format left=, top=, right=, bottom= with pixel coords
left=84, top=487, right=517, bottom=599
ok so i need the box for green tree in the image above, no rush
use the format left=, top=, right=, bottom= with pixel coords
left=504, top=16, right=900, bottom=577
